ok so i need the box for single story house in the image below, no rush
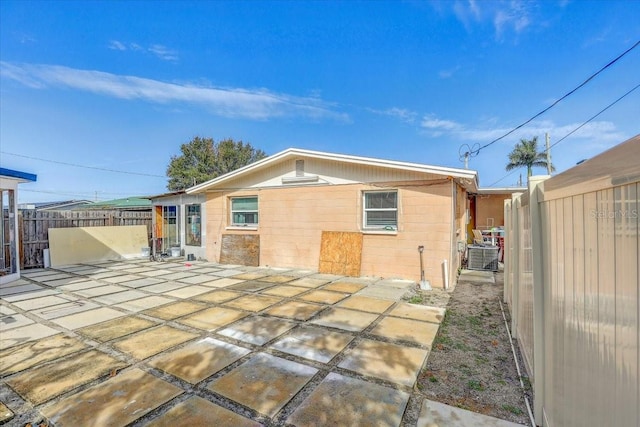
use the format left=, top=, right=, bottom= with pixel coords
left=468, top=187, right=526, bottom=242
left=1, top=167, right=37, bottom=284
left=149, top=191, right=206, bottom=260
left=187, top=148, right=480, bottom=288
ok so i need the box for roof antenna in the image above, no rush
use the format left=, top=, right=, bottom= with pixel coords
left=458, top=143, right=480, bottom=169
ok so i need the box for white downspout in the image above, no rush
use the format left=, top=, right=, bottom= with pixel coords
left=443, top=258, right=449, bottom=290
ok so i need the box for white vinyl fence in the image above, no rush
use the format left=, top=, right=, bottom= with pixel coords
left=505, top=135, right=639, bottom=427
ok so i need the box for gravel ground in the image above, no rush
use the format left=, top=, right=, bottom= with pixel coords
left=405, top=271, right=532, bottom=425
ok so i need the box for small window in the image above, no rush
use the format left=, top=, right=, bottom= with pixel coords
left=363, top=191, right=398, bottom=230
left=231, top=196, right=258, bottom=226
left=185, top=204, right=201, bottom=246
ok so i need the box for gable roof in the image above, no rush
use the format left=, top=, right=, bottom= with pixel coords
left=186, top=148, right=479, bottom=193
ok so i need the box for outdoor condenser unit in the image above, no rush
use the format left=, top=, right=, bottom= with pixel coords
left=467, top=245, right=499, bottom=271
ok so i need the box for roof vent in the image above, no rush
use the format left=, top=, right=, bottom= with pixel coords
left=296, top=160, right=304, bottom=177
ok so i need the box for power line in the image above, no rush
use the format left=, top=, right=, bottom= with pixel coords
left=471, top=39, right=640, bottom=156
left=1, top=151, right=166, bottom=178
left=485, top=82, right=640, bottom=187
left=549, top=82, right=640, bottom=150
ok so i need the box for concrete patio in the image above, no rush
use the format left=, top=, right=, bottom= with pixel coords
left=0, top=259, right=520, bottom=426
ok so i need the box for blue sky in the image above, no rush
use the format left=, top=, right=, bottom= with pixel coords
left=1, top=1, right=639, bottom=203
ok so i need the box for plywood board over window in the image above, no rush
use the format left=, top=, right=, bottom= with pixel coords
left=318, top=231, right=363, bottom=277
left=220, top=234, right=260, bottom=266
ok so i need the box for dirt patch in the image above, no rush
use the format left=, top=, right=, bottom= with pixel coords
left=407, top=272, right=531, bottom=425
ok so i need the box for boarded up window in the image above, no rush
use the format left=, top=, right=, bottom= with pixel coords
left=318, top=231, right=362, bottom=277
left=220, top=234, right=260, bottom=266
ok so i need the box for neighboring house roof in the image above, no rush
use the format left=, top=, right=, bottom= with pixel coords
left=18, top=200, right=93, bottom=210
left=0, top=167, right=37, bottom=183
left=187, top=148, right=479, bottom=193
left=76, top=197, right=152, bottom=210
left=476, top=187, right=526, bottom=195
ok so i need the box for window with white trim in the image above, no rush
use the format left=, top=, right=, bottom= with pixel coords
left=231, top=196, right=258, bottom=226
left=363, top=191, right=398, bottom=230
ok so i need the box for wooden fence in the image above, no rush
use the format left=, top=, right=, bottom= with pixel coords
left=19, top=209, right=152, bottom=269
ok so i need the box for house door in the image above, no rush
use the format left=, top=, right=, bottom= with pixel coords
left=1, top=190, right=17, bottom=277
left=158, top=205, right=179, bottom=253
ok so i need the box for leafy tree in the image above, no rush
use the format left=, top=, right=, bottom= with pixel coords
left=505, top=136, right=555, bottom=177
left=166, top=137, right=267, bottom=190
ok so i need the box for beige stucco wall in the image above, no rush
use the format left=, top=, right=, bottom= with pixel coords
left=48, top=225, right=148, bottom=267
left=476, top=194, right=509, bottom=229
left=205, top=179, right=454, bottom=287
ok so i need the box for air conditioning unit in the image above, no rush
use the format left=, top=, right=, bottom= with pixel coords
left=467, top=245, right=499, bottom=271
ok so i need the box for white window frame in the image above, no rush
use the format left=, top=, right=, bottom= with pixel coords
left=230, top=196, right=259, bottom=226
left=363, top=190, right=398, bottom=230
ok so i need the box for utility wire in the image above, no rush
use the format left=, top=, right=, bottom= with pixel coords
left=471, top=39, right=640, bottom=156
left=549, top=82, right=640, bottom=150
left=486, top=82, right=640, bottom=187
left=1, top=151, right=166, bottom=178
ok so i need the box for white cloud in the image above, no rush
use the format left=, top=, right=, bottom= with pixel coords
left=419, top=114, right=625, bottom=147
left=421, top=115, right=462, bottom=131
left=0, top=62, right=349, bottom=121
left=148, top=44, right=178, bottom=62
left=369, top=107, right=418, bottom=123
left=108, top=40, right=127, bottom=51
left=107, top=40, right=178, bottom=61
left=449, top=0, right=534, bottom=40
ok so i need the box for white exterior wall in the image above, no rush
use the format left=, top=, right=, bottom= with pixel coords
left=151, top=193, right=206, bottom=260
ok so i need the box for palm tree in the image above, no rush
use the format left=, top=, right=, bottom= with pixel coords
left=505, top=136, right=555, bottom=177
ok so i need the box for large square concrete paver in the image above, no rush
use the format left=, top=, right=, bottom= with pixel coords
left=298, top=290, right=349, bottom=304
left=200, top=277, right=245, bottom=288
left=264, top=301, right=324, bottom=321
left=74, top=284, right=128, bottom=298
left=114, top=295, right=174, bottom=312
left=91, top=290, right=148, bottom=305
left=0, top=313, right=34, bottom=331
left=370, top=316, right=440, bottom=347
left=261, top=285, right=308, bottom=297
left=322, top=281, right=367, bottom=293
left=194, top=289, right=243, bottom=303
left=0, top=334, right=86, bottom=376
left=51, top=307, right=126, bottom=330
left=388, top=303, right=445, bottom=324
left=417, top=399, right=523, bottom=427
left=113, top=325, right=198, bottom=360
left=270, top=325, right=354, bottom=363
left=142, top=300, right=207, bottom=320
left=7, top=349, right=126, bottom=405
left=229, top=281, right=274, bottom=292
left=310, top=307, right=379, bottom=332
left=149, top=337, right=250, bottom=384
left=217, top=316, right=296, bottom=345
left=233, top=271, right=269, bottom=280
left=42, top=368, right=182, bottom=427
left=287, top=277, right=329, bottom=288
left=338, top=338, right=428, bottom=387
left=0, top=323, right=59, bottom=350
left=208, top=353, right=317, bottom=418
left=259, top=274, right=297, bottom=284
left=224, top=294, right=282, bottom=312
left=77, top=316, right=156, bottom=342
left=31, top=300, right=100, bottom=320
left=148, top=395, right=262, bottom=427
left=179, top=307, right=248, bottom=331
left=0, top=283, right=45, bottom=297
left=2, top=288, right=59, bottom=302
left=338, top=295, right=395, bottom=313
left=164, top=285, right=212, bottom=299
left=287, top=372, right=410, bottom=427
left=177, top=275, right=219, bottom=285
